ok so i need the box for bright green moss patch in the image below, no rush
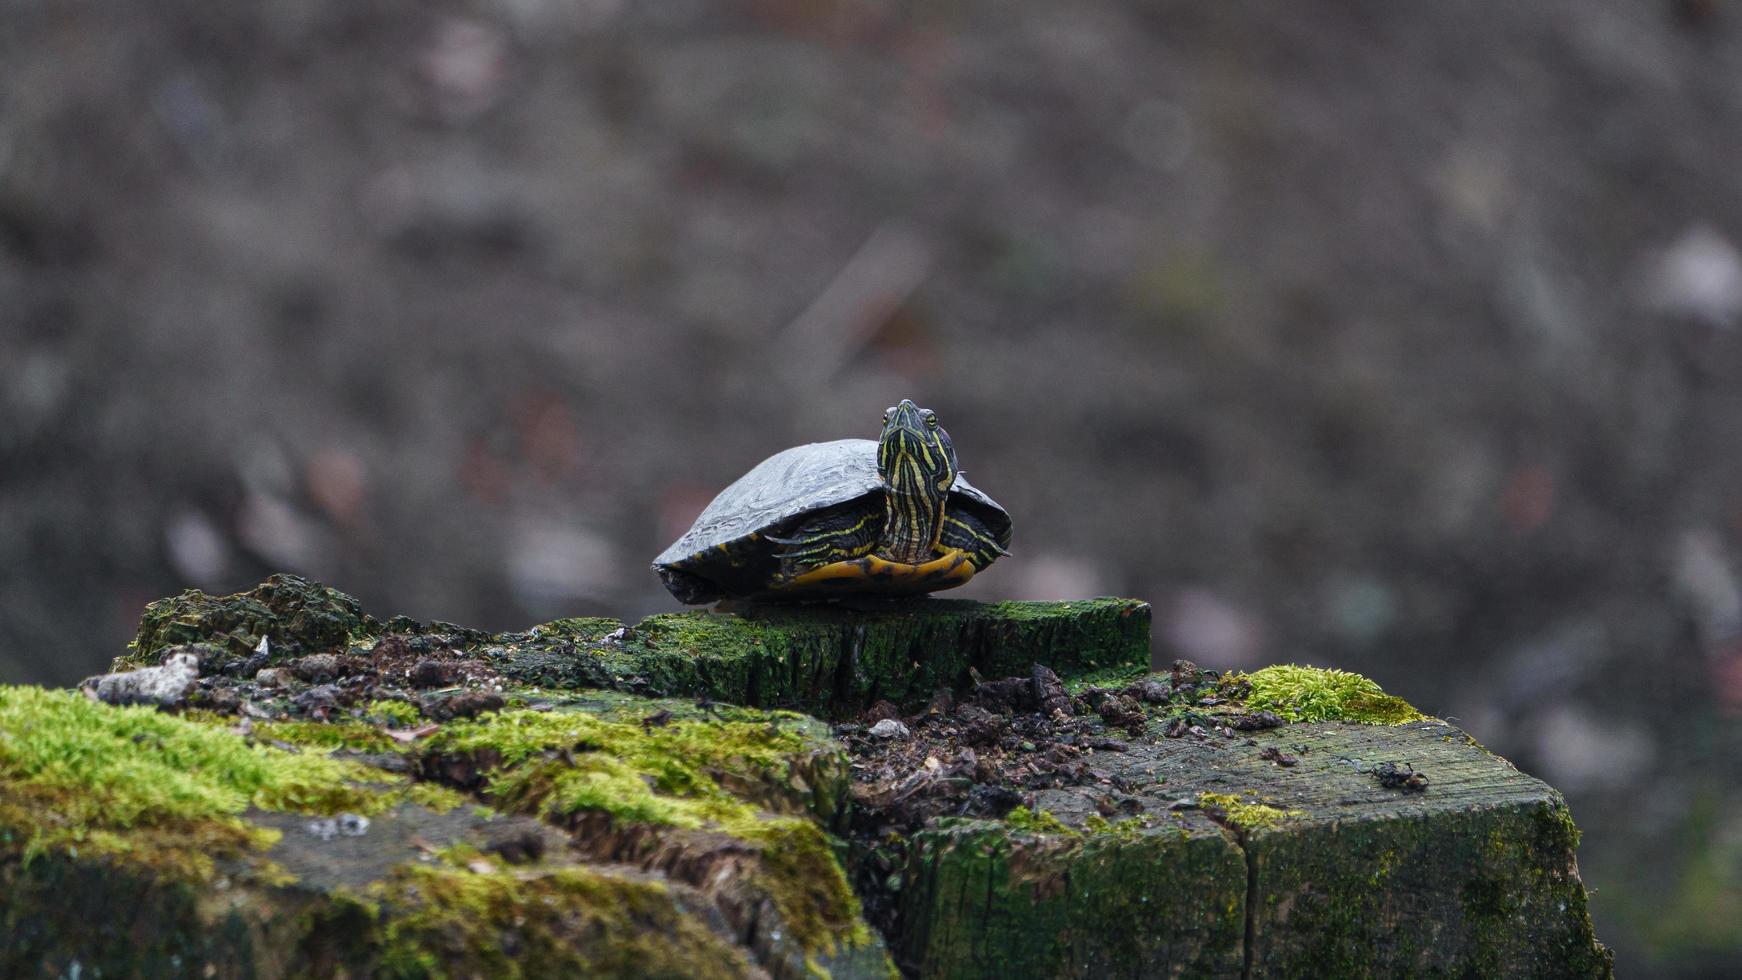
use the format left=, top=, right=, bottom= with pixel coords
left=1005, top=806, right=1077, bottom=836
left=1082, top=814, right=1157, bottom=840
left=420, top=707, right=870, bottom=960
left=524, top=689, right=823, bottom=730
left=404, top=781, right=471, bottom=814
left=0, top=686, right=397, bottom=878
left=1239, top=665, right=1424, bottom=724
left=0, top=685, right=865, bottom=974
left=374, top=863, right=757, bottom=980
left=425, top=708, right=819, bottom=821
left=1199, top=792, right=1304, bottom=832
left=254, top=719, right=397, bottom=754
left=367, top=699, right=424, bottom=727
left=492, top=754, right=727, bottom=828
left=0, top=687, right=387, bottom=822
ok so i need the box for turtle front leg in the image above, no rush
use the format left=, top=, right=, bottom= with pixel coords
left=766, top=505, right=882, bottom=584
left=939, top=510, right=1010, bottom=570
left=655, top=565, right=725, bottom=605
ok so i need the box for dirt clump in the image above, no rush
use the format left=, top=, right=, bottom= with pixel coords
left=839, top=662, right=1239, bottom=941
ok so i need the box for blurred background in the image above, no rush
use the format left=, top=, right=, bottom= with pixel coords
left=3, top=1, right=1740, bottom=973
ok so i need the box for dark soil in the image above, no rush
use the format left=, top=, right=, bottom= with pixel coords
left=182, top=630, right=507, bottom=725
left=839, top=659, right=1237, bottom=941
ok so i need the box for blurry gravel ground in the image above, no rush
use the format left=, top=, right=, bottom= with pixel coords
left=5, top=1, right=1742, bottom=973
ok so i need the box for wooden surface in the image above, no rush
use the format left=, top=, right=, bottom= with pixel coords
left=900, top=719, right=1611, bottom=979
left=87, top=577, right=1608, bottom=978
left=499, top=596, right=1153, bottom=718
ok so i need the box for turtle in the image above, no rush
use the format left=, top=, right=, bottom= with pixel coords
left=653, top=399, right=1012, bottom=603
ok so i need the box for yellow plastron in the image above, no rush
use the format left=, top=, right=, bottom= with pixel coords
left=780, top=548, right=976, bottom=596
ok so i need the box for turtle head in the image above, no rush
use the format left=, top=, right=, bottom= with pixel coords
left=877, top=399, right=957, bottom=498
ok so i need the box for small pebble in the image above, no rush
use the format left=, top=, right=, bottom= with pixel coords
left=295, top=684, right=344, bottom=716
left=869, top=718, right=911, bottom=739
left=408, top=658, right=456, bottom=688
left=308, top=813, right=370, bottom=840
left=82, top=652, right=200, bottom=707
left=291, top=653, right=342, bottom=683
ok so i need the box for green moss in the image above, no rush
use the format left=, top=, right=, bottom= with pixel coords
left=1004, top=806, right=1077, bottom=836
left=528, top=689, right=823, bottom=730
left=0, top=686, right=396, bottom=881
left=122, top=573, right=377, bottom=670
left=900, top=818, right=1248, bottom=977
left=404, top=782, right=470, bottom=814
left=739, top=817, right=875, bottom=955
left=504, top=598, right=1152, bottom=719
left=254, top=719, right=397, bottom=754
left=1198, top=792, right=1303, bottom=832
left=1064, top=664, right=1153, bottom=693
left=974, top=598, right=1130, bottom=623
left=1, top=637, right=886, bottom=975
left=123, top=575, right=1151, bottom=719
left=524, top=617, right=625, bottom=644
left=1239, top=665, right=1424, bottom=724
left=1081, top=814, right=1155, bottom=840
left=374, top=863, right=757, bottom=979
left=1246, top=799, right=1610, bottom=978
left=367, top=699, right=424, bottom=727
left=1538, top=797, right=1582, bottom=852
left=428, top=841, right=490, bottom=869
left=425, top=708, right=817, bottom=821
left=495, top=755, right=725, bottom=828
left=420, top=707, right=867, bottom=959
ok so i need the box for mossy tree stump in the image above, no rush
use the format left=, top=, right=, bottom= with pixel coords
left=0, top=687, right=888, bottom=979
left=899, top=719, right=1607, bottom=978
left=122, top=575, right=1151, bottom=720
left=537, top=597, right=1151, bottom=716
left=4, top=576, right=1608, bottom=978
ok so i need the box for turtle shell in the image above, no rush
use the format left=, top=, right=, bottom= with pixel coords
left=653, top=438, right=1010, bottom=602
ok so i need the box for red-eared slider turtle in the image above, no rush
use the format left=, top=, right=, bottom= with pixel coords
left=653, top=399, right=1012, bottom=603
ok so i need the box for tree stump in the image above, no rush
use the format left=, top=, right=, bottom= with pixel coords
left=897, top=720, right=1608, bottom=978
left=0, top=576, right=1608, bottom=978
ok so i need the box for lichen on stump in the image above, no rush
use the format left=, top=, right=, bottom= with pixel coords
left=900, top=819, right=1247, bottom=978
left=1233, top=724, right=1609, bottom=979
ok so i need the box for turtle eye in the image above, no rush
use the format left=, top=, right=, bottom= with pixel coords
left=883, top=407, right=895, bottom=423
left=923, top=411, right=938, bottom=428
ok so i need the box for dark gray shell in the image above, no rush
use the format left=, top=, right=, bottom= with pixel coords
left=653, top=438, right=1008, bottom=568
